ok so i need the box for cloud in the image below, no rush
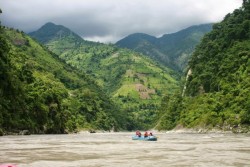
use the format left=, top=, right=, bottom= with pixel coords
left=0, top=0, right=242, bottom=43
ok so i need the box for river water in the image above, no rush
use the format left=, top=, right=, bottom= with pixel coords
left=0, top=132, right=250, bottom=167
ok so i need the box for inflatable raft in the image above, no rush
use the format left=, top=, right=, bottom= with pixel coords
left=132, top=135, right=157, bottom=141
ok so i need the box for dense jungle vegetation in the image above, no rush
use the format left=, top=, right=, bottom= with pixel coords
left=157, top=0, right=250, bottom=132
left=0, top=19, right=129, bottom=135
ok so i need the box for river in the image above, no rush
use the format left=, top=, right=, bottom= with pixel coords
left=0, top=132, right=250, bottom=167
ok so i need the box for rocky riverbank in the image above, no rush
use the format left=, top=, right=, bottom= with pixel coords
left=0, top=129, right=31, bottom=136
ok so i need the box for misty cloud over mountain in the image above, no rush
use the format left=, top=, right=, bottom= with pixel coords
left=0, top=0, right=241, bottom=42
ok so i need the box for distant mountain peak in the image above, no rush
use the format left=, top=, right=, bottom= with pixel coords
left=29, top=22, right=83, bottom=44
left=43, top=22, right=56, bottom=26
left=116, top=33, right=157, bottom=49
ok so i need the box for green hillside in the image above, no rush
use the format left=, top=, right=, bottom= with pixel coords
left=157, top=1, right=250, bottom=132
left=116, top=24, right=213, bottom=72
left=29, top=23, right=180, bottom=129
left=0, top=25, right=127, bottom=135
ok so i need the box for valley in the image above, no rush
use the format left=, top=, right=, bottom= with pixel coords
left=0, top=0, right=249, bottom=134
left=29, top=22, right=181, bottom=129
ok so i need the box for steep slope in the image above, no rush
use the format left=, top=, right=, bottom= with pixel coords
left=157, top=1, right=250, bottom=132
left=116, top=24, right=213, bottom=71
left=29, top=23, right=180, bottom=129
left=0, top=26, right=126, bottom=135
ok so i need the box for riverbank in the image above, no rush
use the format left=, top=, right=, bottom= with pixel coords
left=165, top=124, right=250, bottom=134
left=1, top=124, right=250, bottom=136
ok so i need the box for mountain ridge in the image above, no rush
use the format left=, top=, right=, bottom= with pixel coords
left=116, top=23, right=213, bottom=71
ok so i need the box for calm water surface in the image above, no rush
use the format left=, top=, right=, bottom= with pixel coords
left=0, top=132, right=250, bottom=167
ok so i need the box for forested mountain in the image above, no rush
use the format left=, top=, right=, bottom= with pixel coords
left=116, top=24, right=213, bottom=72
left=0, top=24, right=128, bottom=135
left=29, top=23, right=180, bottom=129
left=157, top=1, right=250, bottom=132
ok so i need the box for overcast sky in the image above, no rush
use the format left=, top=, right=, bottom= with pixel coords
left=0, top=0, right=242, bottom=43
